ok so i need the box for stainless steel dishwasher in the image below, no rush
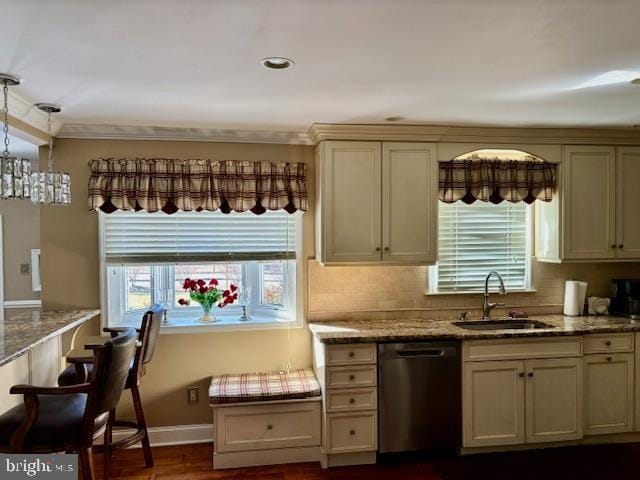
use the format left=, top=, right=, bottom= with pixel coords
left=378, top=341, right=461, bottom=453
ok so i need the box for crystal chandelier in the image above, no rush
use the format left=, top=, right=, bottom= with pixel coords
left=31, top=103, right=71, bottom=205
left=0, top=73, right=34, bottom=200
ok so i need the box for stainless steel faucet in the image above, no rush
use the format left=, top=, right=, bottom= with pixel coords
left=482, top=271, right=506, bottom=319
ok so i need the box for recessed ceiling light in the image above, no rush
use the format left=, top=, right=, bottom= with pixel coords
left=261, top=57, right=294, bottom=70
left=631, top=78, right=640, bottom=85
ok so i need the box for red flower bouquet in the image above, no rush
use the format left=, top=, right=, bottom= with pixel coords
left=177, top=278, right=238, bottom=323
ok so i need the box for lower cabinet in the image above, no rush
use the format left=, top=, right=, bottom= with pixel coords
left=584, top=353, right=635, bottom=435
left=463, top=360, right=525, bottom=447
left=463, top=357, right=583, bottom=448
left=525, top=358, right=583, bottom=443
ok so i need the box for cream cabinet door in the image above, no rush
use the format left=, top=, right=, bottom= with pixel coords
left=562, top=146, right=616, bottom=259
left=525, top=357, right=583, bottom=443
left=0, top=355, right=30, bottom=414
left=381, top=142, right=437, bottom=264
left=616, top=147, right=640, bottom=258
left=29, top=336, right=62, bottom=387
left=320, top=141, right=382, bottom=263
left=584, top=353, right=634, bottom=436
left=463, top=360, right=525, bottom=447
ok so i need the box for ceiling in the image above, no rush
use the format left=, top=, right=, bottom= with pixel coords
left=3, top=0, right=640, bottom=135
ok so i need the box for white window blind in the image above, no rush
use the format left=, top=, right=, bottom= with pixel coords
left=102, top=210, right=298, bottom=265
left=436, top=201, right=530, bottom=292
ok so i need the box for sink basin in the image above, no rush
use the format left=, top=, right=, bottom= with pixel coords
left=454, top=319, right=555, bottom=331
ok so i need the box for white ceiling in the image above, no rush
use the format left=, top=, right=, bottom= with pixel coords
left=4, top=0, right=640, bottom=133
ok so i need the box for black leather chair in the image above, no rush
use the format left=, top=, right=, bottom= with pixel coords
left=58, top=304, right=163, bottom=478
left=0, top=328, right=137, bottom=480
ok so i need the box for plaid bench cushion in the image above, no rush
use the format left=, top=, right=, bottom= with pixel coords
left=209, top=368, right=321, bottom=405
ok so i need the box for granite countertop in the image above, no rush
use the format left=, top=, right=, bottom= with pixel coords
left=308, top=314, right=640, bottom=344
left=0, top=309, right=100, bottom=366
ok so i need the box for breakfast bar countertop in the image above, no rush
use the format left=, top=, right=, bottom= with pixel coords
left=0, top=309, right=100, bottom=366
left=308, top=314, right=640, bottom=344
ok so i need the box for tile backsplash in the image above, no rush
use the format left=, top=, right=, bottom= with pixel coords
left=307, top=259, right=640, bottom=322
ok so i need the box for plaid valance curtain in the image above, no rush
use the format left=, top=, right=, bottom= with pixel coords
left=88, top=158, right=308, bottom=214
left=439, top=159, right=557, bottom=204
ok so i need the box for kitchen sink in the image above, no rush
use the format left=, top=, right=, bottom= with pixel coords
left=454, top=319, right=555, bottom=331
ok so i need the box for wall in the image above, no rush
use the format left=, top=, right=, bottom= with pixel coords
left=41, top=138, right=315, bottom=427
left=308, top=260, right=640, bottom=321
left=0, top=200, right=41, bottom=302
left=0, top=139, right=41, bottom=303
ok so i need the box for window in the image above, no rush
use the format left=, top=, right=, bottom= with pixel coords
left=100, top=210, right=300, bottom=330
left=430, top=201, right=532, bottom=293
left=430, top=148, right=537, bottom=294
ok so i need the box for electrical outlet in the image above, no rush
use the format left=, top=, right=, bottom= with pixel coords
left=187, top=386, right=199, bottom=405
left=20, top=263, right=30, bottom=275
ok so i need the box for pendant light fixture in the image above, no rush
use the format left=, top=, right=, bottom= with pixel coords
left=32, top=103, right=71, bottom=205
left=0, top=73, right=34, bottom=200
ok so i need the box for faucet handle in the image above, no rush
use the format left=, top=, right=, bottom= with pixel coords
left=492, top=302, right=506, bottom=308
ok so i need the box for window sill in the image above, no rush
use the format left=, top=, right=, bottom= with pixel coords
left=424, top=288, right=538, bottom=296
left=112, top=313, right=301, bottom=334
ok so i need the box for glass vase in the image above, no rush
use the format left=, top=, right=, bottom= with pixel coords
left=198, top=302, right=216, bottom=323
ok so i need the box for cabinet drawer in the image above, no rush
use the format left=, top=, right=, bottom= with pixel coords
left=583, top=333, right=634, bottom=354
left=326, top=412, right=377, bottom=453
left=214, top=401, right=321, bottom=453
left=326, top=344, right=376, bottom=366
left=326, top=365, right=377, bottom=389
left=326, top=387, right=377, bottom=413
left=464, top=337, right=582, bottom=362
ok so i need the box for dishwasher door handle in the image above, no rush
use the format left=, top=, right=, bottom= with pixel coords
left=396, top=349, right=446, bottom=358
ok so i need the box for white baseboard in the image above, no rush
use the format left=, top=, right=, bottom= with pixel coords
left=4, top=299, right=42, bottom=309
left=109, top=423, right=213, bottom=448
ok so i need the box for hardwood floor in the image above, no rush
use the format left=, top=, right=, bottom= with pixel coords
left=95, top=442, right=640, bottom=480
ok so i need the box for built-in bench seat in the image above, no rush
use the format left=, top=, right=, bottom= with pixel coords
left=209, top=368, right=322, bottom=470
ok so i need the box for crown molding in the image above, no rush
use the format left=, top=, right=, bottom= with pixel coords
left=7, top=90, right=62, bottom=137
left=307, top=123, right=640, bottom=146
left=57, top=123, right=313, bottom=145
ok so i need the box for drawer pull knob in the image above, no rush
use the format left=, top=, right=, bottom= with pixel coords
left=518, top=372, right=525, bottom=378
left=527, top=372, right=534, bottom=378
left=605, top=341, right=612, bottom=346
left=349, top=430, right=356, bottom=436
left=348, top=374, right=355, bottom=381
left=375, top=247, right=381, bottom=252
left=607, top=356, right=613, bottom=362
left=348, top=352, right=355, bottom=358
left=267, top=424, right=273, bottom=430
left=349, top=398, right=355, bottom=404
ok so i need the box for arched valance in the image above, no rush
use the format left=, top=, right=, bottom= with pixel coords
left=88, top=158, right=308, bottom=214
left=439, top=150, right=557, bottom=204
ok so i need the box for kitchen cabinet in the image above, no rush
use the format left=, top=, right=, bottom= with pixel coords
left=584, top=353, right=634, bottom=435
left=463, top=360, right=525, bottom=447
left=312, top=338, right=378, bottom=467
left=463, top=339, right=583, bottom=448
left=525, top=358, right=582, bottom=443
left=0, top=354, right=30, bottom=414
left=616, top=148, right=640, bottom=258
left=537, top=145, right=640, bottom=262
left=562, top=146, right=616, bottom=260
left=315, top=140, right=437, bottom=265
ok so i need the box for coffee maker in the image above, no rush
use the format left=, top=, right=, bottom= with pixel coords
left=610, top=279, right=640, bottom=319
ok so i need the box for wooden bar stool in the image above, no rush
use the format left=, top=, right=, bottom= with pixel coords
left=0, top=328, right=138, bottom=480
left=58, top=304, right=163, bottom=478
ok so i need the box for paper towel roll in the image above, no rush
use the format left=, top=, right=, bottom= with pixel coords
left=563, top=280, right=588, bottom=316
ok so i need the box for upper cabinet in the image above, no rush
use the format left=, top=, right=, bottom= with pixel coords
left=316, top=141, right=437, bottom=265
left=536, top=145, right=640, bottom=262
